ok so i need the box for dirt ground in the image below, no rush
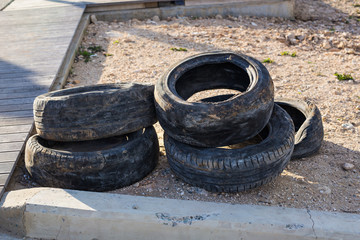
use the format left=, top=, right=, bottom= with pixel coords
left=10, top=0, right=360, bottom=213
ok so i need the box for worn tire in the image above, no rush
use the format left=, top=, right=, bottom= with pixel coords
left=25, top=126, right=159, bottom=191
left=164, top=105, right=295, bottom=192
left=276, top=98, right=324, bottom=159
left=155, top=52, right=274, bottom=147
left=34, top=83, right=157, bottom=141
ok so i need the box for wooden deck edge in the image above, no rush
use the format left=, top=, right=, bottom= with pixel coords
left=50, top=14, right=90, bottom=91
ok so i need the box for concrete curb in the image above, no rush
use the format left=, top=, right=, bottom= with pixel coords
left=94, top=0, right=294, bottom=22
left=1, top=188, right=359, bottom=239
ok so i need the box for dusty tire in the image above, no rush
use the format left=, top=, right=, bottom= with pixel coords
left=276, top=98, right=324, bottom=159
left=164, top=105, right=295, bottom=192
left=25, top=126, right=159, bottom=191
left=155, top=52, right=274, bottom=147
left=34, top=83, right=157, bottom=141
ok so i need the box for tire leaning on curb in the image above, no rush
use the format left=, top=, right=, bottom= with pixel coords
left=25, top=126, right=159, bottom=191
left=34, top=83, right=157, bottom=141
left=155, top=52, right=274, bottom=147
left=276, top=98, right=324, bottom=159
left=164, top=105, right=295, bottom=193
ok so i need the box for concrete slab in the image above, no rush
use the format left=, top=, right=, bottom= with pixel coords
left=1, top=188, right=359, bottom=239
left=95, top=0, right=294, bottom=21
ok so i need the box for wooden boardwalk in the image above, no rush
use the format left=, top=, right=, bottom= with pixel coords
left=0, top=2, right=86, bottom=197
left=0, top=0, right=178, bottom=199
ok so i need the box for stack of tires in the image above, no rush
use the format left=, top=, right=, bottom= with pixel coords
left=154, top=52, right=323, bottom=192
left=25, top=52, right=323, bottom=193
left=25, top=83, right=159, bottom=191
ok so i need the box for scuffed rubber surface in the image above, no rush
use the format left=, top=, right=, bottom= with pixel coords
left=34, top=83, right=157, bottom=141
left=164, top=105, right=295, bottom=193
left=155, top=52, right=274, bottom=147
left=276, top=98, right=324, bottom=159
left=25, top=126, right=159, bottom=191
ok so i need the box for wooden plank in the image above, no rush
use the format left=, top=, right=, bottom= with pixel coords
left=0, top=117, right=33, bottom=126
left=0, top=125, right=32, bottom=135
left=0, top=162, right=15, bottom=173
left=0, top=98, right=35, bottom=106
left=0, top=80, right=51, bottom=88
left=0, top=133, right=29, bottom=144
left=0, top=103, right=33, bottom=112
left=0, top=110, right=33, bottom=119
left=0, top=152, right=21, bottom=163
left=0, top=90, right=48, bottom=100
left=0, top=173, right=10, bottom=186
left=0, top=86, right=48, bottom=94
left=0, top=142, right=24, bottom=152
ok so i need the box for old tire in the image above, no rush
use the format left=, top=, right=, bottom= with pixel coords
left=155, top=52, right=274, bottom=147
left=164, top=104, right=295, bottom=192
left=34, top=83, right=157, bottom=141
left=25, top=126, right=159, bottom=191
left=276, top=98, right=324, bottom=159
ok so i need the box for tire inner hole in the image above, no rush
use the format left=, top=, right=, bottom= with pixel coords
left=37, top=130, right=143, bottom=152
left=277, top=104, right=306, bottom=132
left=220, top=125, right=270, bottom=149
left=175, top=62, right=250, bottom=102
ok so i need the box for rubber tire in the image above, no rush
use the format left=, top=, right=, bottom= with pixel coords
left=164, top=104, right=295, bottom=193
left=155, top=51, right=274, bottom=147
left=25, top=126, right=159, bottom=191
left=276, top=98, right=324, bottom=159
left=34, top=83, right=157, bottom=141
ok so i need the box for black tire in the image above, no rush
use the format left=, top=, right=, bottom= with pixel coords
left=276, top=98, right=324, bottom=159
left=34, top=83, right=157, bottom=141
left=25, top=126, right=159, bottom=191
left=155, top=51, right=274, bottom=147
left=164, top=104, right=295, bottom=193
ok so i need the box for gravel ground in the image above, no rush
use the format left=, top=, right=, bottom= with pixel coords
left=10, top=0, right=360, bottom=213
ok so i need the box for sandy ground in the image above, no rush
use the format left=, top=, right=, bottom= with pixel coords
left=9, top=0, right=360, bottom=213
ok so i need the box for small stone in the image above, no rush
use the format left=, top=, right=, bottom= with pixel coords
left=342, top=123, right=354, bottom=130
left=286, top=33, right=297, bottom=45
left=133, top=182, right=140, bottom=187
left=72, top=79, right=80, bottom=84
left=345, top=48, right=355, bottom=54
left=337, top=42, right=345, bottom=49
left=90, top=15, right=98, bottom=24
left=318, top=185, right=331, bottom=195
left=342, top=163, right=355, bottom=171
left=215, top=14, right=223, bottom=20
left=296, top=35, right=305, bottom=41
left=322, top=41, right=332, bottom=49
left=146, top=19, right=157, bottom=25
left=251, top=22, right=257, bottom=26
left=152, top=15, right=160, bottom=22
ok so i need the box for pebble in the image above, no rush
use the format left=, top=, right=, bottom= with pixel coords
left=133, top=182, right=140, bottom=187
left=342, top=123, right=354, bottom=130
left=342, top=163, right=355, bottom=171
left=251, top=22, right=257, bottom=26
left=152, top=15, right=160, bottom=22
left=90, top=15, right=98, bottom=24
left=215, top=14, right=223, bottom=20
left=318, top=185, right=331, bottom=194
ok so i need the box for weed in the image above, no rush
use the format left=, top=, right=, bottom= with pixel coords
left=281, top=51, right=289, bottom=56
left=307, top=61, right=312, bottom=64
left=104, top=53, right=114, bottom=57
left=291, top=52, right=297, bottom=57
left=78, top=50, right=92, bottom=62
left=262, top=58, right=274, bottom=63
left=88, top=46, right=104, bottom=53
left=170, top=47, right=188, bottom=52
left=329, top=27, right=335, bottom=32
left=334, top=72, right=354, bottom=81
left=113, top=40, right=120, bottom=44
left=354, top=4, right=360, bottom=7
